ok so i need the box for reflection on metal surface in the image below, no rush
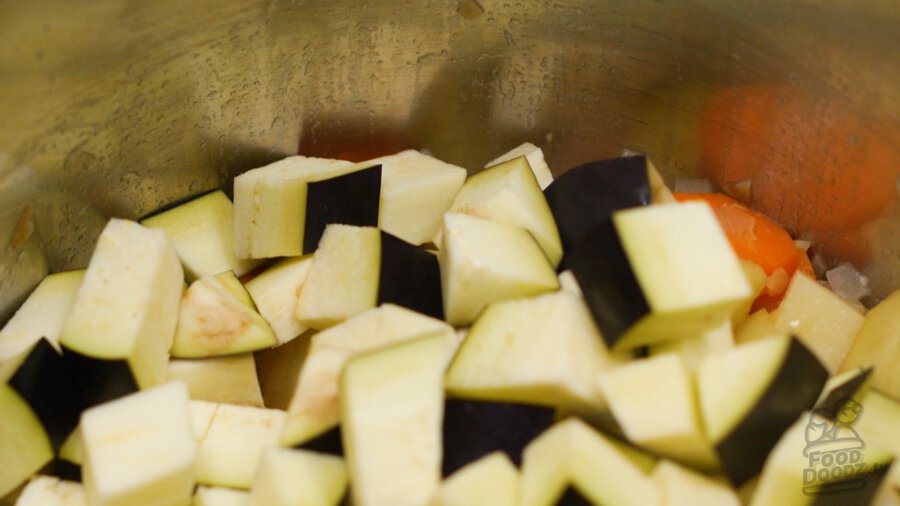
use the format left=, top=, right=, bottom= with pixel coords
left=0, top=0, right=898, bottom=319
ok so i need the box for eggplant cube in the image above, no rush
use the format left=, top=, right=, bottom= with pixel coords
left=171, top=272, right=277, bottom=358
left=248, top=448, right=348, bottom=506
left=697, top=336, right=828, bottom=486
left=519, top=418, right=661, bottom=506
left=772, top=272, right=865, bottom=373
left=59, top=219, right=183, bottom=389
left=606, top=202, right=752, bottom=349
left=140, top=190, right=261, bottom=280
left=486, top=142, right=554, bottom=190
left=295, top=225, right=381, bottom=329
left=432, top=451, right=519, bottom=506
left=365, top=149, right=467, bottom=245
left=165, top=354, right=263, bottom=407
left=244, top=256, right=314, bottom=345
left=445, top=290, right=612, bottom=412
left=233, top=156, right=381, bottom=259
left=80, top=381, right=195, bottom=506
left=440, top=156, right=563, bottom=267
left=0, top=269, right=84, bottom=376
left=194, top=403, right=286, bottom=489
left=840, top=289, right=900, bottom=398
left=15, top=475, right=87, bottom=506
left=340, top=335, right=446, bottom=506
left=543, top=156, right=652, bottom=256
left=599, top=353, right=717, bottom=470
left=0, top=385, right=53, bottom=498
left=282, top=304, right=455, bottom=446
left=296, top=225, right=444, bottom=330
left=439, top=213, right=559, bottom=326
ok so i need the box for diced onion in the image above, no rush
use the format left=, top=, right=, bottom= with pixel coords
left=825, top=262, right=870, bottom=301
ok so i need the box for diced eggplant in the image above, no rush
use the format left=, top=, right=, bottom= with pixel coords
left=750, top=411, right=894, bottom=506
left=364, top=149, right=467, bottom=245
left=486, top=142, right=554, bottom=190
left=194, top=403, right=286, bottom=490
left=303, top=164, right=382, bottom=253
left=647, top=320, right=734, bottom=374
left=165, top=353, right=263, bottom=407
left=854, top=390, right=900, bottom=468
left=697, top=336, right=829, bottom=486
left=294, top=225, right=381, bottom=329
left=51, top=460, right=82, bottom=483
left=543, top=156, right=651, bottom=256
left=170, top=271, right=277, bottom=358
left=378, top=231, right=443, bottom=320
left=442, top=399, right=555, bottom=476
left=296, top=225, right=445, bottom=329
left=244, top=256, right=314, bottom=345
left=445, top=290, right=612, bottom=414
left=193, top=486, right=249, bottom=506
left=771, top=272, right=865, bottom=373
left=232, top=156, right=379, bottom=258
left=598, top=353, right=717, bottom=470
left=815, top=367, right=872, bottom=416
left=519, top=418, right=660, bottom=506
left=14, top=475, right=86, bottom=506
left=57, top=346, right=138, bottom=412
left=340, top=335, right=446, bottom=506
left=0, top=385, right=53, bottom=499
left=140, top=190, right=261, bottom=280
left=566, top=202, right=752, bottom=350
left=8, top=339, right=83, bottom=450
left=59, top=219, right=183, bottom=389
left=80, top=382, right=195, bottom=506
left=282, top=304, right=456, bottom=446
left=432, top=451, right=519, bottom=506
left=810, top=462, right=893, bottom=506
left=839, top=289, right=900, bottom=399
left=439, top=156, right=563, bottom=267
left=248, top=448, right=348, bottom=506
left=652, top=460, right=740, bottom=506
left=0, top=269, right=84, bottom=381
left=295, top=426, right=344, bottom=457
left=439, top=213, right=559, bottom=326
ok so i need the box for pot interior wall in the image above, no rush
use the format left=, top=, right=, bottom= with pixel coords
left=0, top=0, right=898, bottom=320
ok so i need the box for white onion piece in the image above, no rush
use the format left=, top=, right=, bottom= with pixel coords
left=825, top=262, right=870, bottom=301
left=793, top=240, right=811, bottom=253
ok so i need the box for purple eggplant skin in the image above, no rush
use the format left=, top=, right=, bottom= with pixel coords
left=815, top=367, right=872, bottom=418
left=303, top=164, right=382, bottom=254
left=294, top=426, right=344, bottom=457
left=377, top=231, right=443, bottom=320
left=442, top=399, right=555, bottom=477
left=137, top=188, right=219, bottom=222
left=716, top=337, right=829, bottom=487
left=543, top=156, right=651, bottom=260
left=810, top=461, right=893, bottom=506
left=59, top=345, right=138, bottom=413
left=9, top=338, right=82, bottom=450
left=556, top=487, right=593, bottom=506
left=561, top=220, right=649, bottom=349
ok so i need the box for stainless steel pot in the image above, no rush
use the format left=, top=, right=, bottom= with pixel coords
left=1, top=0, right=898, bottom=321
